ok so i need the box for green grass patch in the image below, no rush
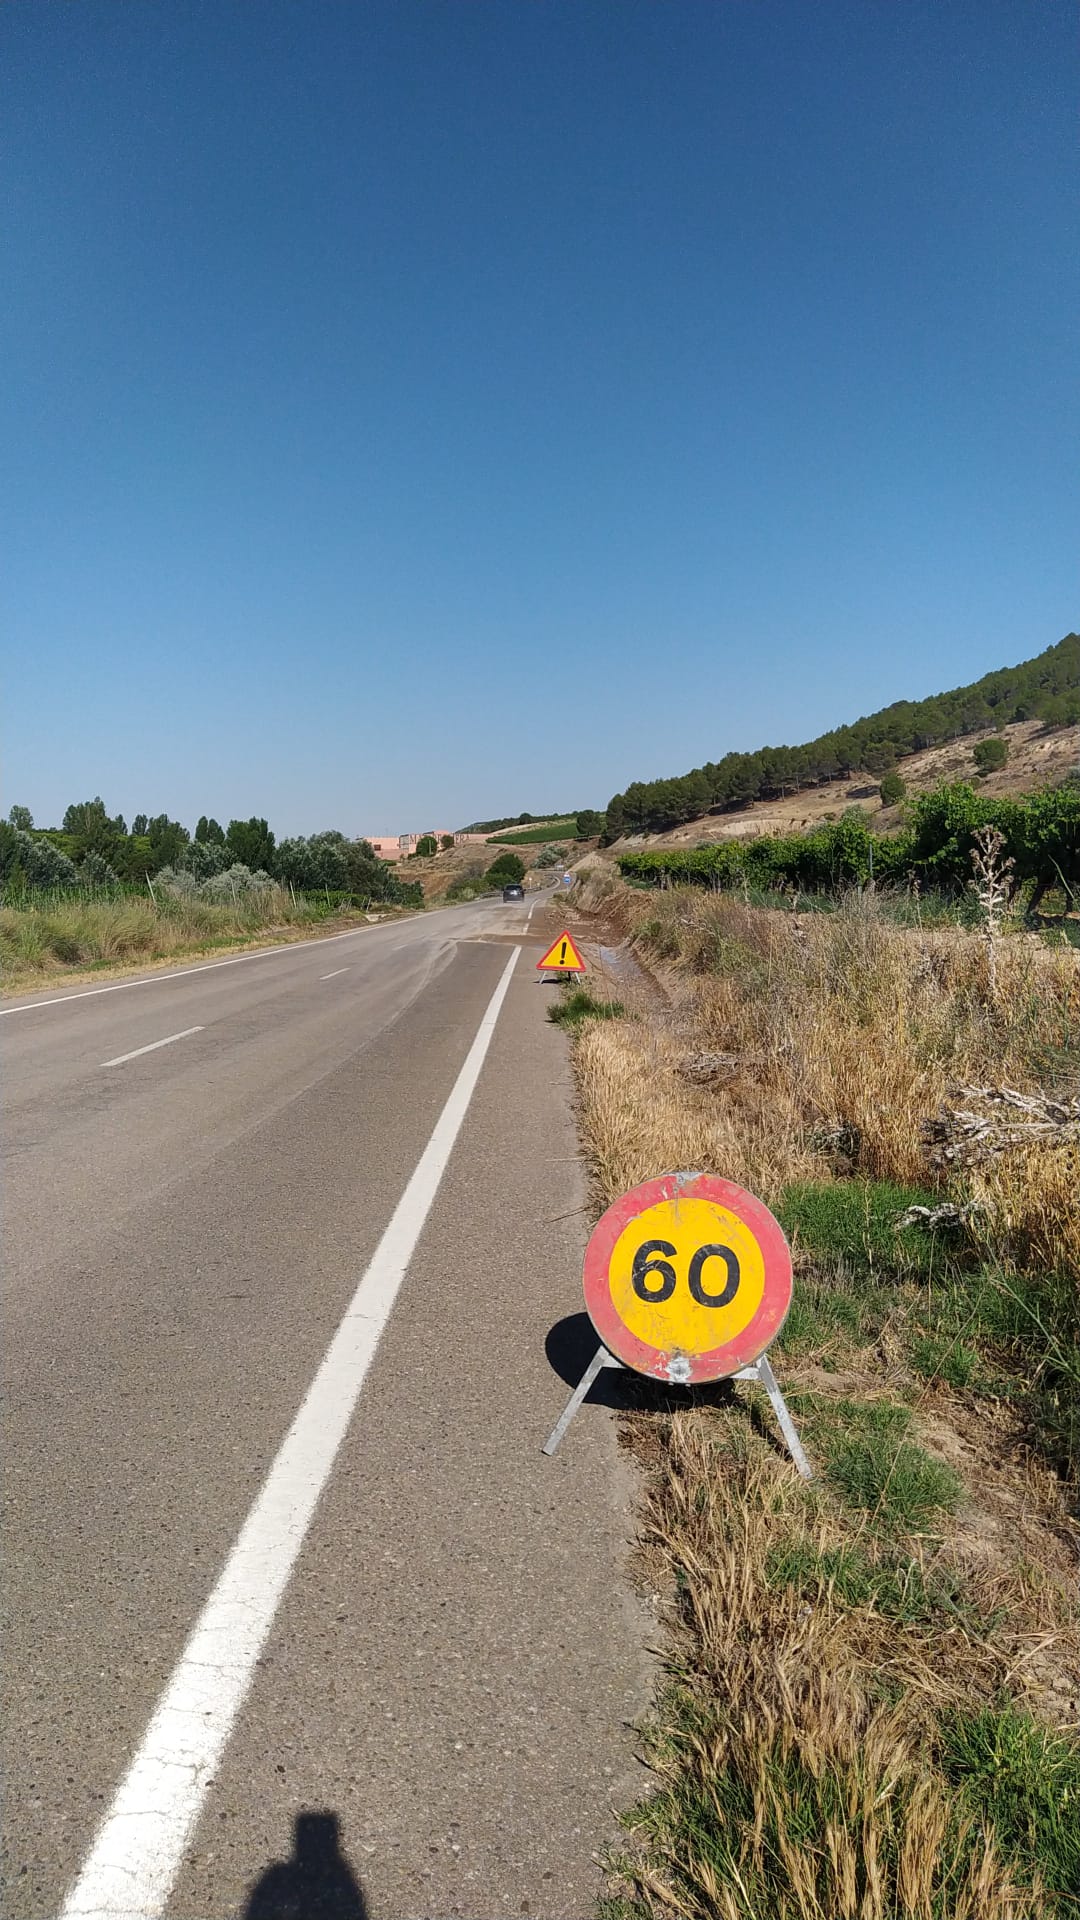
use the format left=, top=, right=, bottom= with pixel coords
left=941, top=1704, right=1080, bottom=1901
left=547, top=988, right=625, bottom=1028
left=779, top=1178, right=956, bottom=1284
left=774, top=1268, right=894, bottom=1362
left=906, top=1262, right=1079, bottom=1468
left=909, top=1329, right=983, bottom=1390
left=603, top=1679, right=1048, bottom=1920
left=765, top=1535, right=981, bottom=1629
left=823, top=1399, right=962, bottom=1529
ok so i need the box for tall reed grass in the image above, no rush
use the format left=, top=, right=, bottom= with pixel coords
left=579, top=882, right=1080, bottom=1276
left=0, top=885, right=332, bottom=986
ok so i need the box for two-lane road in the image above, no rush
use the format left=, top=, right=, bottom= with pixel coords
left=1, top=901, right=647, bottom=1918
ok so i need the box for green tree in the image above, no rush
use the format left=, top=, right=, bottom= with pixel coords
left=126, top=834, right=155, bottom=877
left=7, top=805, right=33, bottom=831
left=485, top=850, right=525, bottom=885
left=600, top=794, right=626, bottom=845
left=132, top=814, right=149, bottom=837
left=63, top=797, right=125, bottom=843
left=879, top=771, right=906, bottom=806
left=79, top=850, right=121, bottom=890
left=0, top=823, right=79, bottom=891
left=226, top=817, right=276, bottom=871
left=440, top=833, right=455, bottom=851
left=575, top=809, right=603, bottom=840
left=973, top=736, right=1009, bottom=777
left=195, top=816, right=226, bottom=844
left=413, top=834, right=437, bottom=858
left=145, top=814, right=189, bottom=870
left=179, top=837, right=230, bottom=880
left=862, top=741, right=898, bottom=775
left=61, top=798, right=126, bottom=867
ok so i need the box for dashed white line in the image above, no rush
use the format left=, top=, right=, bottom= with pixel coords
left=319, top=967, right=350, bottom=980
left=0, top=927, right=381, bottom=1019
left=100, top=1027, right=204, bottom=1069
left=59, top=945, right=522, bottom=1920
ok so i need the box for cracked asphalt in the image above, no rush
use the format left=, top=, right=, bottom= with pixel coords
left=2, top=900, right=650, bottom=1918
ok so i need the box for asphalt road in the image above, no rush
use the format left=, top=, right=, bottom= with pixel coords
left=2, top=901, right=649, bottom=1919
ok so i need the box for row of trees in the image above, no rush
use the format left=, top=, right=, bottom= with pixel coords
left=0, top=802, right=422, bottom=907
left=600, top=633, right=1080, bottom=842
left=616, top=781, right=1080, bottom=912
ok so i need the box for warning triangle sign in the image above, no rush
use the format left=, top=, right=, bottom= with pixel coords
left=536, top=930, right=586, bottom=973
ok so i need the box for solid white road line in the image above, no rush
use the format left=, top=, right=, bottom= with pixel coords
left=100, top=1027, right=205, bottom=1069
left=60, top=945, right=522, bottom=1920
left=319, top=967, right=350, bottom=980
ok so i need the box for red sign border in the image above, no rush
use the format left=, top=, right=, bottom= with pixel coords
left=535, top=929, right=585, bottom=972
left=582, top=1171, right=793, bottom=1382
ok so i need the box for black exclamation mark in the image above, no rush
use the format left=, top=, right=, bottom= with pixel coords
left=559, top=941, right=567, bottom=964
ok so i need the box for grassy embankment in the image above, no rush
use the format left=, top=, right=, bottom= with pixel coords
left=562, top=874, right=1080, bottom=1918
left=487, top=817, right=579, bottom=845
left=0, top=886, right=396, bottom=994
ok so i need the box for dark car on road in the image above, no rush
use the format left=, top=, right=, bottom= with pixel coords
left=502, top=882, right=525, bottom=902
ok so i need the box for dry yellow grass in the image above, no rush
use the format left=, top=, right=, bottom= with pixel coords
left=0, top=890, right=384, bottom=994
left=622, top=1418, right=1047, bottom=1920
left=574, top=884, right=1080, bottom=1273
left=565, top=878, right=1080, bottom=1916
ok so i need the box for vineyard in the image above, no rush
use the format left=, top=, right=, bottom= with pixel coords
left=617, top=781, right=1080, bottom=912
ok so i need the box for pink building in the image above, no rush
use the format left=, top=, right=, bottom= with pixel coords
left=364, top=831, right=476, bottom=863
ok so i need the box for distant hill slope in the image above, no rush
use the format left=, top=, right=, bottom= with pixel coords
left=457, top=810, right=582, bottom=834
left=614, top=717, right=1080, bottom=853
left=602, top=632, right=1080, bottom=839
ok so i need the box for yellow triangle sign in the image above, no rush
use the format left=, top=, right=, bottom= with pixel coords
left=536, top=930, right=586, bottom=973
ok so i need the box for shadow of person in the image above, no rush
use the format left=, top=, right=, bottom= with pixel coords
left=242, top=1812, right=368, bottom=1920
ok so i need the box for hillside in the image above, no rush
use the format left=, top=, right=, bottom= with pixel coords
left=617, top=716, right=1080, bottom=853
left=602, top=632, right=1080, bottom=839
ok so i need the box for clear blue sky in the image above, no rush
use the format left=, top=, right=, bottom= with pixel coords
left=3, top=1, right=1076, bottom=836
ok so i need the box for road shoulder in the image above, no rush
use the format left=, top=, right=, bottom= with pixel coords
left=162, top=943, right=652, bottom=1918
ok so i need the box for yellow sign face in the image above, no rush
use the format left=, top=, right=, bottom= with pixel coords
left=607, top=1195, right=766, bottom=1355
left=536, top=931, right=585, bottom=972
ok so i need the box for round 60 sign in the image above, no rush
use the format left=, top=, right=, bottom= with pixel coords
left=583, top=1171, right=792, bottom=1384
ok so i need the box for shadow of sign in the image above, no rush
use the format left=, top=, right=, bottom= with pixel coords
left=545, top=1310, right=792, bottom=1452
left=242, top=1812, right=368, bottom=1920
left=545, top=1312, right=639, bottom=1408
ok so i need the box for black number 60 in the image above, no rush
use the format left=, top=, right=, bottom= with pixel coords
left=630, top=1239, right=740, bottom=1308
left=630, top=1240, right=677, bottom=1302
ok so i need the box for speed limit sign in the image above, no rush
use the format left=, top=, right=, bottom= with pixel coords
left=583, top=1171, right=792, bottom=1384
left=543, top=1169, right=809, bottom=1474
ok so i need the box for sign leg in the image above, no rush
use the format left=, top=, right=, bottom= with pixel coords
left=542, top=1345, right=616, bottom=1456
left=754, top=1353, right=813, bottom=1480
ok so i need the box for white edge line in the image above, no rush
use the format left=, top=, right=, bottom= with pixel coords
left=59, top=943, right=521, bottom=1920
left=0, top=927, right=381, bottom=1019
left=101, top=1027, right=205, bottom=1069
